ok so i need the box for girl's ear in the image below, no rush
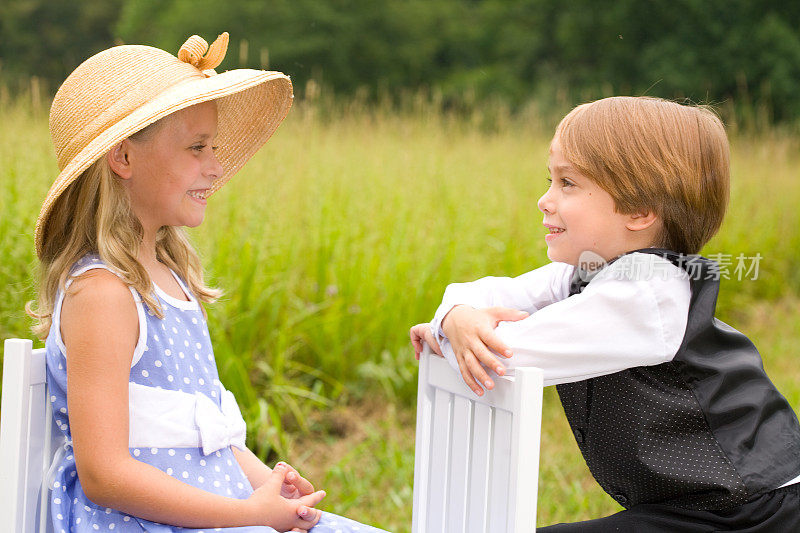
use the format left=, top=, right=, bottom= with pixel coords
left=626, top=211, right=659, bottom=232
left=107, top=141, right=133, bottom=180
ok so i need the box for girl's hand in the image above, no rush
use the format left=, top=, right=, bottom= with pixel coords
left=410, top=323, right=444, bottom=360
left=274, top=461, right=315, bottom=500
left=246, top=464, right=325, bottom=531
left=441, top=305, right=529, bottom=395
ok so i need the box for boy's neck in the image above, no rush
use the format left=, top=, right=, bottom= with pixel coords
left=576, top=244, right=663, bottom=272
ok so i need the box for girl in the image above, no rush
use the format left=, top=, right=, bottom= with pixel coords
left=411, top=96, right=800, bottom=531
left=29, top=32, right=387, bottom=533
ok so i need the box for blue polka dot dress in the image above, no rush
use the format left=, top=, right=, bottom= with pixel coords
left=45, top=255, right=388, bottom=533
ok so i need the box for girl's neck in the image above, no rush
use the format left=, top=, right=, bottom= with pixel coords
left=138, top=229, right=160, bottom=271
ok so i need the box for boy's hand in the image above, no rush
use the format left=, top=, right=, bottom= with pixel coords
left=441, top=305, right=529, bottom=396
left=410, top=323, right=444, bottom=360
left=246, top=464, right=325, bottom=531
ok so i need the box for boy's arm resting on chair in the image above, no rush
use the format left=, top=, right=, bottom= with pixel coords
left=418, top=261, right=573, bottom=394
left=435, top=253, right=691, bottom=391
left=430, top=260, right=574, bottom=335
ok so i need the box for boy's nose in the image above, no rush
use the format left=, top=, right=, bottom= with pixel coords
left=537, top=189, right=554, bottom=214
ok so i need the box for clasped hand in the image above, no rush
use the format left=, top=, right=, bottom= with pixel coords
left=410, top=306, right=528, bottom=396
left=245, top=462, right=326, bottom=532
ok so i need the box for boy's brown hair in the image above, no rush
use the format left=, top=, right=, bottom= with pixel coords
left=555, top=96, right=730, bottom=255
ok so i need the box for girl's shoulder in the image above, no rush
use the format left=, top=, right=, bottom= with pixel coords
left=65, top=255, right=133, bottom=301
left=63, top=254, right=136, bottom=307
left=58, top=255, right=139, bottom=348
left=67, top=253, right=120, bottom=281
left=47, top=254, right=141, bottom=366
left=68, top=252, right=137, bottom=284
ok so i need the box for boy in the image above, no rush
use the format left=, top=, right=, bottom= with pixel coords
left=411, top=97, right=800, bottom=531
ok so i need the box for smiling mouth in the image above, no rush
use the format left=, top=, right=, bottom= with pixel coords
left=545, top=225, right=565, bottom=234
left=187, top=190, right=208, bottom=200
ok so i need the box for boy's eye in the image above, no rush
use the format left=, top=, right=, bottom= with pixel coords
left=545, top=176, right=574, bottom=188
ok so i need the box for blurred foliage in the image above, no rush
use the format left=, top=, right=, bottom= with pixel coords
left=3, top=0, right=800, bottom=123
left=0, top=0, right=123, bottom=92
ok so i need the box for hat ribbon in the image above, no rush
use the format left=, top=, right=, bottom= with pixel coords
left=178, top=32, right=229, bottom=75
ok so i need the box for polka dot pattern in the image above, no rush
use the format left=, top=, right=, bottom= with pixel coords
left=557, top=364, right=748, bottom=509
left=559, top=249, right=800, bottom=512
left=44, top=255, right=386, bottom=532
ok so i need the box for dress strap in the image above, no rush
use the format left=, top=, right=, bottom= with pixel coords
left=54, top=258, right=148, bottom=368
left=152, top=268, right=199, bottom=311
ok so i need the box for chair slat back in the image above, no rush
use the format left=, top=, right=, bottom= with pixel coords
left=1, top=339, right=57, bottom=533
left=412, top=346, right=543, bottom=533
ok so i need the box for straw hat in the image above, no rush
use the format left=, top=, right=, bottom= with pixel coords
left=35, top=32, right=293, bottom=258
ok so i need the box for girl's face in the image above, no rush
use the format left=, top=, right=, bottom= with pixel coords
left=538, top=136, right=646, bottom=265
left=122, top=101, right=223, bottom=233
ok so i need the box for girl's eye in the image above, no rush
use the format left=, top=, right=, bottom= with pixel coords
left=193, top=145, right=219, bottom=152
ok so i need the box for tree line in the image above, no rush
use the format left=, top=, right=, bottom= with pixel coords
left=2, top=0, right=800, bottom=123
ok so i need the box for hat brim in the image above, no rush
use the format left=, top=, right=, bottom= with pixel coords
left=36, top=69, right=293, bottom=257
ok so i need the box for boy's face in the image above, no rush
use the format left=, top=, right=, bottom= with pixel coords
left=538, top=136, right=651, bottom=265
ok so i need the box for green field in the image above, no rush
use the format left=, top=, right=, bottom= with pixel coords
left=2, top=97, right=799, bottom=531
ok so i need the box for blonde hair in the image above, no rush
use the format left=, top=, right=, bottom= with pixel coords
left=27, top=119, right=221, bottom=339
left=555, top=96, right=730, bottom=255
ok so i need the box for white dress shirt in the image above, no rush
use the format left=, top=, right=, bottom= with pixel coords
left=430, top=252, right=692, bottom=387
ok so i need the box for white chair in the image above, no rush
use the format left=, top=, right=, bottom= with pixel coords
left=0, top=338, right=59, bottom=533
left=412, top=345, right=544, bottom=533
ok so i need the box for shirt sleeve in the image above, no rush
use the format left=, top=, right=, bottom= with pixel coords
left=429, top=261, right=574, bottom=371
left=436, top=254, right=691, bottom=386
left=430, top=261, right=574, bottom=336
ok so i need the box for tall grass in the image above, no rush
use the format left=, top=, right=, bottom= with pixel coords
left=200, top=97, right=800, bottom=446
left=3, top=95, right=800, bottom=434
left=2, top=95, right=800, bottom=531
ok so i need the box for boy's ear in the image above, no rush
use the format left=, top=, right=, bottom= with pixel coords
left=107, top=140, right=133, bottom=179
left=626, top=211, right=659, bottom=232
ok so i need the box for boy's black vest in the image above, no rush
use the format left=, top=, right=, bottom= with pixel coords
left=557, top=249, right=800, bottom=510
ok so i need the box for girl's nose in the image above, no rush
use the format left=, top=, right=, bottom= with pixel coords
left=206, top=151, right=224, bottom=181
